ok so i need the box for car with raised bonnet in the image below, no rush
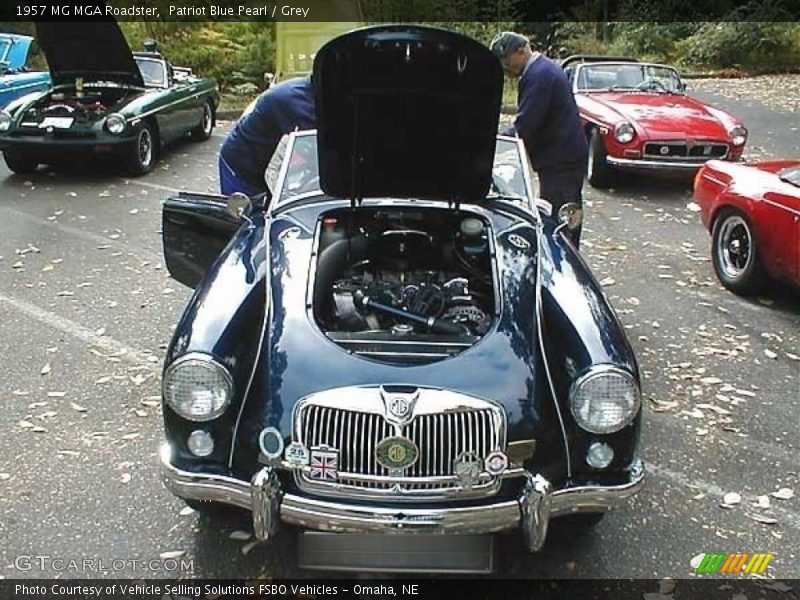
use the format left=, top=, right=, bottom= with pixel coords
left=563, top=56, right=748, bottom=188
left=0, top=33, right=51, bottom=108
left=158, top=26, right=644, bottom=574
left=694, top=159, right=800, bottom=295
left=0, top=22, right=218, bottom=176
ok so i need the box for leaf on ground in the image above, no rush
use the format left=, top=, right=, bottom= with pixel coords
left=46, top=391, right=66, bottom=398
left=69, top=402, right=87, bottom=413
left=159, top=550, right=186, bottom=560
left=764, top=349, right=778, bottom=359
left=722, top=492, right=741, bottom=506
left=229, top=530, right=251, bottom=541
left=40, top=363, right=51, bottom=376
left=179, top=506, right=195, bottom=516
left=747, top=513, right=778, bottom=525
left=771, top=488, right=794, bottom=500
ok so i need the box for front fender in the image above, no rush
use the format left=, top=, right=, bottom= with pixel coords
left=538, top=222, right=641, bottom=479
left=162, top=213, right=267, bottom=472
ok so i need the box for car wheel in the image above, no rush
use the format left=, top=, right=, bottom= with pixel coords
left=126, top=123, right=156, bottom=176
left=3, top=151, right=39, bottom=174
left=192, top=101, right=215, bottom=141
left=586, top=130, right=614, bottom=189
left=712, top=209, right=763, bottom=295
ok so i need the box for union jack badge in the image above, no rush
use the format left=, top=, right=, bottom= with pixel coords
left=308, top=445, right=339, bottom=481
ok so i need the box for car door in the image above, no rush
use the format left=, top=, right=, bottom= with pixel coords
left=163, top=192, right=242, bottom=288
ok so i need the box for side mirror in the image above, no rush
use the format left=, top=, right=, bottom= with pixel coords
left=226, top=192, right=252, bottom=219
left=557, top=202, right=583, bottom=231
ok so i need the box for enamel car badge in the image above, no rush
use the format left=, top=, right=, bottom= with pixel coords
left=375, top=436, right=419, bottom=471
left=453, top=451, right=482, bottom=489
left=308, top=445, right=339, bottom=481
left=284, top=442, right=310, bottom=467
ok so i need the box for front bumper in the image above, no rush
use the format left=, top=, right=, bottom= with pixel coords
left=160, top=444, right=644, bottom=551
left=0, top=132, right=134, bottom=153
left=606, top=156, right=709, bottom=172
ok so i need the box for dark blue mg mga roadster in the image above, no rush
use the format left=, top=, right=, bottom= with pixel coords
left=158, top=26, right=644, bottom=573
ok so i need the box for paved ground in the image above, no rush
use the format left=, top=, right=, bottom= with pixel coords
left=0, top=88, right=797, bottom=581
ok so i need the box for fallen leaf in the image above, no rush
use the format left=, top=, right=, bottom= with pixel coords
left=722, top=492, right=741, bottom=506
left=69, top=402, right=87, bottom=413
left=229, top=530, right=251, bottom=541
left=0, top=473, right=11, bottom=481
left=121, top=432, right=140, bottom=440
left=756, top=495, right=771, bottom=509
left=179, top=506, right=195, bottom=516
left=599, top=277, right=616, bottom=287
left=241, top=541, right=258, bottom=556
left=159, top=550, right=186, bottom=560
left=771, top=487, right=794, bottom=500
left=46, top=391, right=66, bottom=398
left=764, top=349, right=778, bottom=359
left=40, top=363, right=51, bottom=376
left=747, top=513, right=778, bottom=525
left=690, top=553, right=705, bottom=569
left=120, top=473, right=131, bottom=484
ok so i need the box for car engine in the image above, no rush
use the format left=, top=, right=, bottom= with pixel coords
left=23, top=87, right=137, bottom=124
left=313, top=209, right=495, bottom=349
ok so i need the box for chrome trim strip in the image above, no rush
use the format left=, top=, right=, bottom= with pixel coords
left=160, top=445, right=644, bottom=541
left=701, top=172, right=729, bottom=187
left=763, top=197, right=800, bottom=218
left=607, top=156, right=707, bottom=170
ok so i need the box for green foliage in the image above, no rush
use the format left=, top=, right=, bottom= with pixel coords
left=120, top=22, right=274, bottom=92
left=677, top=20, right=799, bottom=71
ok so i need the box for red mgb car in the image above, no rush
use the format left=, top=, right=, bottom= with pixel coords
left=563, top=56, right=748, bottom=188
left=694, top=159, right=800, bottom=295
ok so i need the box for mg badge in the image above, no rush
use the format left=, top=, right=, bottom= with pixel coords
left=308, top=445, right=339, bottom=481
left=375, top=436, right=419, bottom=470
left=380, top=387, right=418, bottom=425
left=659, top=145, right=670, bottom=155
left=284, top=442, right=310, bottom=468
left=453, top=451, right=482, bottom=489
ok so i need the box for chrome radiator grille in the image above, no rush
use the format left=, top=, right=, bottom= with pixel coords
left=293, top=388, right=505, bottom=501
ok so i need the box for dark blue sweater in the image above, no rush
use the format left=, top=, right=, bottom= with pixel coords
left=220, top=77, right=316, bottom=190
left=508, top=55, right=588, bottom=171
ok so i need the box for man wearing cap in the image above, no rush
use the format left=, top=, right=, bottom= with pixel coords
left=219, top=76, right=316, bottom=197
left=490, top=32, right=588, bottom=246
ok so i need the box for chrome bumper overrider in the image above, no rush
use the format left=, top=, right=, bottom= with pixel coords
left=159, top=444, right=644, bottom=552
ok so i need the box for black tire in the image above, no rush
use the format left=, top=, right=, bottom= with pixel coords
left=3, top=151, right=39, bottom=174
left=126, top=122, right=157, bottom=176
left=586, top=129, right=614, bottom=189
left=711, top=208, right=763, bottom=295
left=191, top=101, right=215, bottom=141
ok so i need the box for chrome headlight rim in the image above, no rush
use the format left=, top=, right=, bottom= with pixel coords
left=569, top=364, right=641, bottom=434
left=614, top=121, right=636, bottom=144
left=162, top=352, right=234, bottom=422
left=0, top=111, right=12, bottom=132
left=729, top=125, right=747, bottom=146
left=105, top=112, right=127, bottom=135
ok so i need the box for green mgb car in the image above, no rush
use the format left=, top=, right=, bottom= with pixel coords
left=0, top=22, right=219, bottom=175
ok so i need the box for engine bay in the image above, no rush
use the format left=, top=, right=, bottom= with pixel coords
left=313, top=208, right=495, bottom=361
left=23, top=87, right=138, bottom=124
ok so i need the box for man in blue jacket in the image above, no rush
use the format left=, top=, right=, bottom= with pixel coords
left=490, top=32, right=588, bottom=245
left=219, top=76, right=316, bottom=197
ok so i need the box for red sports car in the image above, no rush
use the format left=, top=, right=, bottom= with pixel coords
left=563, top=56, right=748, bottom=188
left=694, top=159, right=800, bottom=295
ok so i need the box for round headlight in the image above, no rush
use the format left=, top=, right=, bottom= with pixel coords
left=569, top=366, right=641, bottom=434
left=729, top=125, right=747, bottom=146
left=105, top=113, right=126, bottom=135
left=614, top=122, right=635, bottom=144
left=163, top=353, right=233, bottom=421
left=0, top=111, right=11, bottom=132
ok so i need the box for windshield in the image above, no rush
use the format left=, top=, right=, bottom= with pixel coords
left=0, top=39, right=11, bottom=69
left=274, top=135, right=528, bottom=204
left=135, top=57, right=167, bottom=87
left=779, top=166, right=800, bottom=188
left=577, top=64, right=683, bottom=93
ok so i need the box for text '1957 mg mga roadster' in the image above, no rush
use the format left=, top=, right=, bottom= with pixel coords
left=158, top=26, right=644, bottom=573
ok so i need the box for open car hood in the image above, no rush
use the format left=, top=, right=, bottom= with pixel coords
left=313, top=25, right=503, bottom=205
left=35, top=22, right=144, bottom=87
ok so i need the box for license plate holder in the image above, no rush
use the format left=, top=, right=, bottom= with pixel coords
left=298, top=532, right=494, bottom=574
